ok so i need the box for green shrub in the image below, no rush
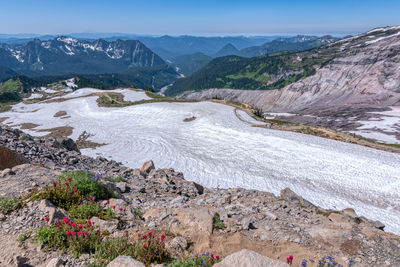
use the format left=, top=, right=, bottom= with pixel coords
left=102, top=176, right=126, bottom=183
left=35, top=217, right=101, bottom=255
left=90, top=236, right=136, bottom=267
left=134, top=207, right=144, bottom=218
left=69, top=202, right=115, bottom=220
left=168, top=254, right=221, bottom=266
left=0, top=196, right=20, bottom=214
left=17, top=231, right=32, bottom=245
left=59, top=171, right=112, bottom=200
left=30, top=181, right=85, bottom=210
left=134, top=232, right=170, bottom=265
left=212, top=215, right=225, bottom=230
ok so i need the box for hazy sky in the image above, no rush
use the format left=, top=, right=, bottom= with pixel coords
left=1, top=0, right=399, bottom=36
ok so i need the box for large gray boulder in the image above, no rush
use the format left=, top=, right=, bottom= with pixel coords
left=106, top=256, right=145, bottom=267
left=214, top=249, right=289, bottom=267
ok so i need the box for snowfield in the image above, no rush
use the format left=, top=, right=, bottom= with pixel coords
left=2, top=90, right=400, bottom=234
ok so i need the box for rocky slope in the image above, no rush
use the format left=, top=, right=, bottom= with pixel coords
left=180, top=27, right=400, bottom=111
left=0, top=125, right=399, bottom=266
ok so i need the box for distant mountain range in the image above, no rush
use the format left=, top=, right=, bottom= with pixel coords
left=0, top=37, right=179, bottom=89
left=166, top=35, right=339, bottom=76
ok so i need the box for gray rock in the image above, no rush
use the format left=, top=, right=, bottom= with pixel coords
left=371, top=220, right=385, bottom=231
left=106, top=256, right=145, bottom=267
left=46, top=257, right=64, bottom=267
left=167, top=236, right=188, bottom=251
left=13, top=255, right=29, bottom=267
left=213, top=249, right=289, bottom=267
left=116, top=182, right=127, bottom=193
left=90, top=217, right=119, bottom=233
left=38, top=199, right=70, bottom=223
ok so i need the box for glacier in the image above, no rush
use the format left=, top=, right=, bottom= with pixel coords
left=2, top=89, right=400, bottom=234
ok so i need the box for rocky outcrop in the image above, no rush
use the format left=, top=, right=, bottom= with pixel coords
left=214, top=249, right=289, bottom=267
left=106, top=256, right=145, bottom=267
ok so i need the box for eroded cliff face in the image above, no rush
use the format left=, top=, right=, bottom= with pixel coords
left=183, top=27, right=400, bottom=113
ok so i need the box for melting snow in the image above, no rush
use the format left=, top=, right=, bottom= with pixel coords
left=2, top=90, right=400, bottom=235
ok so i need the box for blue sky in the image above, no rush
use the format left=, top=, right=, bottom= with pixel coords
left=1, top=0, right=399, bottom=36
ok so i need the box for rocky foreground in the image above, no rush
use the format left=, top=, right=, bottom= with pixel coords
left=0, top=126, right=399, bottom=267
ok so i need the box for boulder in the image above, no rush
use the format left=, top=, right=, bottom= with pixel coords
left=280, top=188, right=314, bottom=208
left=141, top=160, right=155, bottom=174
left=46, top=257, right=64, bottom=267
left=106, top=256, right=145, bottom=267
left=90, top=217, right=119, bottom=233
left=371, top=220, right=385, bottom=231
left=13, top=255, right=29, bottom=267
left=57, top=137, right=80, bottom=152
left=167, top=236, right=188, bottom=251
left=116, top=182, right=127, bottom=193
left=38, top=199, right=70, bottom=224
left=214, top=249, right=289, bottom=267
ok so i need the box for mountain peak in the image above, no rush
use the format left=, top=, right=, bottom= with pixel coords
left=214, top=43, right=239, bottom=57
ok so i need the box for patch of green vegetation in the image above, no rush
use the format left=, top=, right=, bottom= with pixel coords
left=167, top=256, right=222, bottom=267
left=145, top=91, right=166, bottom=99
left=0, top=196, right=20, bottom=214
left=166, top=44, right=339, bottom=96
left=0, top=103, right=12, bottom=112
left=134, top=206, right=144, bottom=219
left=69, top=202, right=115, bottom=220
left=0, top=79, right=22, bottom=92
left=102, top=176, right=126, bottom=183
left=17, top=231, right=32, bottom=245
left=265, top=119, right=292, bottom=125
left=212, top=214, right=225, bottom=230
left=59, top=170, right=113, bottom=200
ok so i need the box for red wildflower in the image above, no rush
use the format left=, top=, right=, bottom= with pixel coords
left=67, top=230, right=71, bottom=236
left=68, top=177, right=72, bottom=182
left=143, top=244, right=147, bottom=249
left=83, top=231, right=88, bottom=236
left=87, top=220, right=92, bottom=226
left=74, top=189, right=78, bottom=192
left=89, top=196, right=93, bottom=201
left=143, top=234, right=147, bottom=239
left=78, top=224, right=83, bottom=229
left=112, top=205, right=116, bottom=210
left=287, top=255, right=293, bottom=264
left=120, top=207, right=123, bottom=211
left=138, top=233, right=141, bottom=237
left=52, top=181, right=56, bottom=188
left=161, top=234, right=166, bottom=240
left=45, top=217, right=49, bottom=222
left=78, top=232, right=82, bottom=236
left=107, top=200, right=110, bottom=204
left=63, top=217, right=69, bottom=223
left=216, top=256, right=220, bottom=260
left=65, top=182, right=69, bottom=187
left=148, top=231, right=152, bottom=236
left=71, top=223, right=76, bottom=227
left=56, top=221, right=60, bottom=227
